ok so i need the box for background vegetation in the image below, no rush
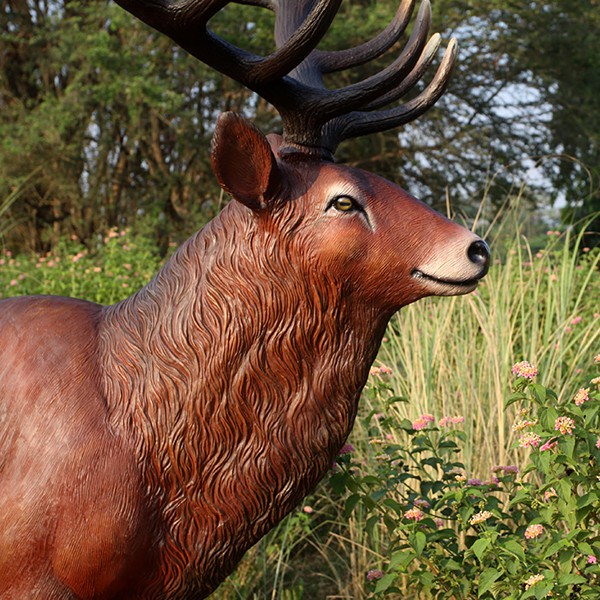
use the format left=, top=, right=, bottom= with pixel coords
left=1, top=0, right=599, bottom=251
left=1, top=0, right=599, bottom=598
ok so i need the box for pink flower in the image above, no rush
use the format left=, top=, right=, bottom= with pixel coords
left=512, top=418, right=538, bottom=432
left=544, top=488, right=557, bottom=501
left=574, top=387, right=590, bottom=406
left=366, top=569, right=383, bottom=581
left=370, top=364, right=393, bottom=376
left=412, top=414, right=434, bottom=430
left=524, top=524, right=545, bottom=539
left=404, top=508, right=424, bottom=521
left=596, top=437, right=600, bottom=450
left=587, top=555, right=597, bottom=564
left=512, top=361, right=538, bottom=380
left=524, top=574, right=544, bottom=589
left=467, top=478, right=483, bottom=486
left=554, top=416, right=575, bottom=435
left=519, top=432, right=542, bottom=448
left=492, top=465, right=518, bottom=475
left=440, top=415, right=464, bottom=427
left=571, top=316, right=583, bottom=325
left=414, top=498, right=430, bottom=508
left=302, top=505, right=314, bottom=514
left=540, top=439, right=558, bottom=452
left=337, top=443, right=354, bottom=456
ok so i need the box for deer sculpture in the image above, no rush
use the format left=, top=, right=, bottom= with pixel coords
left=0, top=0, right=489, bottom=598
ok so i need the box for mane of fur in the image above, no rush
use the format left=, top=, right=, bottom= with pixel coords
left=99, top=199, right=385, bottom=597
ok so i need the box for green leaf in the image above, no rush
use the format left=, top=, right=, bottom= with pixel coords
left=505, top=391, right=527, bottom=408
left=410, top=531, right=427, bottom=556
left=374, top=573, right=397, bottom=593
left=471, top=537, right=491, bottom=561
left=576, top=492, right=596, bottom=509
left=530, top=383, right=547, bottom=404
left=478, top=568, right=502, bottom=597
left=578, top=541, right=595, bottom=555
left=557, top=573, right=586, bottom=586
left=543, top=539, right=567, bottom=559
left=501, top=539, right=526, bottom=561
left=389, top=550, right=415, bottom=570
left=344, top=493, right=361, bottom=517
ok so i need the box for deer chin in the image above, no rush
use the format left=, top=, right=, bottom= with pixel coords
left=411, top=268, right=482, bottom=296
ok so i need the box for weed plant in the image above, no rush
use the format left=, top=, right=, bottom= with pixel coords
left=0, top=227, right=162, bottom=304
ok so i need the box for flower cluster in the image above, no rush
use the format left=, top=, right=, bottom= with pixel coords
left=438, top=415, right=465, bottom=427
left=412, top=413, right=435, bottom=431
left=519, top=432, right=542, bottom=448
left=574, top=387, right=590, bottom=406
left=524, top=574, right=544, bottom=589
left=492, top=465, right=519, bottom=475
left=554, top=416, right=575, bottom=435
left=512, top=418, right=538, bottom=432
left=512, top=361, right=538, bottom=380
left=369, top=364, right=393, bottom=376
left=469, top=511, right=493, bottom=526
left=366, top=569, right=383, bottom=581
left=404, top=507, right=425, bottom=521
left=337, top=443, right=355, bottom=456
left=524, top=524, right=545, bottom=540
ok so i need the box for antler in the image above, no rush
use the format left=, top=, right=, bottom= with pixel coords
left=114, top=0, right=457, bottom=157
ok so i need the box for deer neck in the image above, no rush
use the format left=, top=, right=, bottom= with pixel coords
left=99, top=204, right=388, bottom=594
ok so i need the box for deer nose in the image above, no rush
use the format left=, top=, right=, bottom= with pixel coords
left=467, top=240, right=490, bottom=271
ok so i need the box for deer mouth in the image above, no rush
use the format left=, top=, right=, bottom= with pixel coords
left=411, top=269, right=483, bottom=292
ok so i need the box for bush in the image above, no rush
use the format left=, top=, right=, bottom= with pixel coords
left=0, top=227, right=163, bottom=304
left=331, top=358, right=600, bottom=598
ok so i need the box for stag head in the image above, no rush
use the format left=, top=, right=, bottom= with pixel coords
left=114, top=0, right=488, bottom=310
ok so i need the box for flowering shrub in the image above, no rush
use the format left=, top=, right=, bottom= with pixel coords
left=0, top=228, right=163, bottom=304
left=329, top=358, right=600, bottom=598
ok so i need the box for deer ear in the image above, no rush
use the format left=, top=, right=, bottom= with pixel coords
left=211, top=112, right=281, bottom=211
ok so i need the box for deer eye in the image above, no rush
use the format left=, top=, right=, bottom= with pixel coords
left=330, top=195, right=356, bottom=212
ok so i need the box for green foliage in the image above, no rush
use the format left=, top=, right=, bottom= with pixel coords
left=331, top=360, right=600, bottom=599
left=379, top=211, right=600, bottom=476
left=0, top=224, right=162, bottom=304
left=2, top=1, right=599, bottom=254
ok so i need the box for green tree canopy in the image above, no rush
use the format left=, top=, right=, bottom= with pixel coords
left=1, top=0, right=598, bottom=251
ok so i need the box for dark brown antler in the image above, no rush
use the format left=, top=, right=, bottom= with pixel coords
left=114, top=0, right=457, bottom=156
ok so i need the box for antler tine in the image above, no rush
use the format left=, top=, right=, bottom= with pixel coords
left=361, top=32, right=441, bottom=112
left=314, top=0, right=416, bottom=73
left=323, top=37, right=458, bottom=151
left=313, top=0, right=432, bottom=121
left=114, top=0, right=342, bottom=86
